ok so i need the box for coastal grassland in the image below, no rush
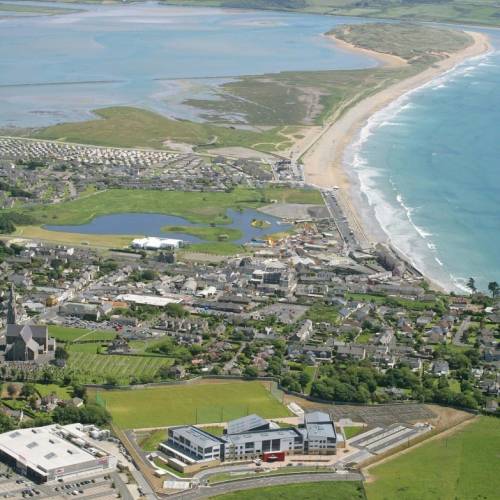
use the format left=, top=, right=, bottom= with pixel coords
left=32, top=106, right=287, bottom=153
left=19, top=187, right=321, bottom=226
left=48, top=325, right=117, bottom=343
left=214, top=481, right=367, bottom=499
left=0, top=3, right=79, bottom=15
left=163, top=1, right=500, bottom=27
left=91, top=380, right=291, bottom=428
left=11, top=226, right=136, bottom=249
left=331, top=23, right=472, bottom=64
left=161, top=225, right=242, bottom=241
left=184, top=67, right=413, bottom=127
left=365, top=416, right=500, bottom=500
left=67, top=352, right=174, bottom=385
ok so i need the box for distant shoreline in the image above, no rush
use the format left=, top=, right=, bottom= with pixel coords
left=301, top=30, right=492, bottom=286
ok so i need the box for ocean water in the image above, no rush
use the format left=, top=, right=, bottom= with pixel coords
left=348, top=32, right=500, bottom=292
left=0, top=1, right=377, bottom=127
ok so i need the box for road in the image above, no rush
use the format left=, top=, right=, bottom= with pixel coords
left=453, top=316, right=471, bottom=346
left=167, top=472, right=363, bottom=499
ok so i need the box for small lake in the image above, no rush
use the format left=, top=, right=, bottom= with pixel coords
left=43, top=209, right=291, bottom=244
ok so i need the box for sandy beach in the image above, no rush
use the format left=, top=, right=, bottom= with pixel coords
left=301, top=30, right=492, bottom=247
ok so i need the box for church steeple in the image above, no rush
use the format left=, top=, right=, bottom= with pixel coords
left=7, top=283, right=16, bottom=325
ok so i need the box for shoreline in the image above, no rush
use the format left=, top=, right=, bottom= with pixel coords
left=301, top=30, right=492, bottom=287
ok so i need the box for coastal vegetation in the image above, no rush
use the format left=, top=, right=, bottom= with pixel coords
left=0, top=3, right=78, bottom=15
left=17, top=187, right=321, bottom=226
left=163, top=0, right=500, bottom=27
left=160, top=225, right=242, bottom=241
left=365, top=417, right=500, bottom=500
left=331, top=23, right=472, bottom=65
left=26, top=23, right=473, bottom=153
left=91, top=381, right=290, bottom=428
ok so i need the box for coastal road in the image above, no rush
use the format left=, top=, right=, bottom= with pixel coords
left=167, top=472, right=363, bottom=499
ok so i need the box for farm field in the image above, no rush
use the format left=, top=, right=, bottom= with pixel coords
left=67, top=352, right=174, bottom=385
left=365, top=416, right=500, bottom=500
left=48, top=325, right=117, bottom=343
left=20, top=187, right=321, bottom=226
left=92, top=380, right=291, bottom=428
left=214, top=481, right=366, bottom=499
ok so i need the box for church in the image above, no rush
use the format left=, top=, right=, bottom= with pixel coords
left=1, top=284, right=56, bottom=363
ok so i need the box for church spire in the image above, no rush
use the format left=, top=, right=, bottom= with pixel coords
left=7, top=283, right=16, bottom=325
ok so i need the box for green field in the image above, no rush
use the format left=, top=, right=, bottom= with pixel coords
left=93, top=381, right=291, bottom=428
left=67, top=352, right=174, bottom=385
left=365, top=417, right=500, bottom=500
left=48, top=325, right=117, bottom=343
left=214, top=481, right=366, bottom=499
left=21, top=187, right=321, bottom=227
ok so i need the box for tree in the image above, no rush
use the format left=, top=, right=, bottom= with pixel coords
left=243, top=366, right=258, bottom=379
left=52, top=405, right=81, bottom=425
left=20, top=384, right=35, bottom=399
left=79, top=404, right=111, bottom=426
left=55, top=346, right=69, bottom=360
left=466, top=277, right=477, bottom=294
left=6, top=383, right=17, bottom=398
left=487, top=281, right=499, bottom=298
left=298, top=371, right=311, bottom=390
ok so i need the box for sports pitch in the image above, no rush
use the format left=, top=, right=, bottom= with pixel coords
left=92, top=380, right=290, bottom=429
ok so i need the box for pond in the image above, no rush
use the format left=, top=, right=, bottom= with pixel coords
left=43, top=209, right=291, bottom=244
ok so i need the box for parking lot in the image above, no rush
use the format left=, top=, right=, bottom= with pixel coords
left=0, top=468, right=120, bottom=500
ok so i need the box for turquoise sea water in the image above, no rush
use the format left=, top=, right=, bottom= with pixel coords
left=0, top=1, right=376, bottom=127
left=348, top=32, right=500, bottom=292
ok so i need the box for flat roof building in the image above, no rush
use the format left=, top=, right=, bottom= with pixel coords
left=0, top=424, right=117, bottom=483
left=160, top=411, right=337, bottom=471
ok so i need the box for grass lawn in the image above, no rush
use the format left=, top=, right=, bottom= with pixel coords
left=12, top=226, right=135, bottom=249
left=20, top=187, right=321, bottom=227
left=186, top=241, right=246, bottom=255
left=214, top=481, right=366, bottom=499
left=92, top=381, right=290, bottom=429
left=138, top=429, right=166, bottom=452
left=343, top=426, right=365, bottom=439
left=34, top=383, right=72, bottom=399
left=68, top=352, right=173, bottom=385
left=365, top=417, right=500, bottom=500
left=48, top=326, right=116, bottom=343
